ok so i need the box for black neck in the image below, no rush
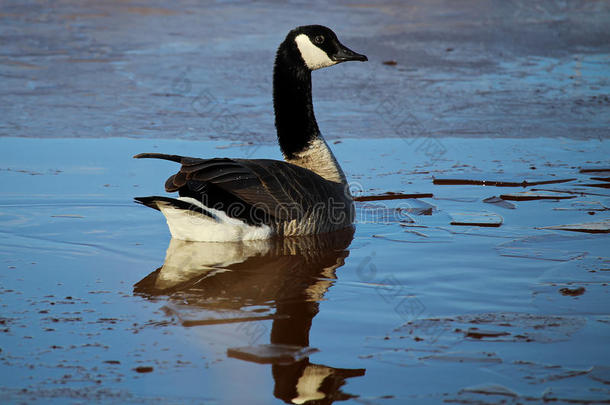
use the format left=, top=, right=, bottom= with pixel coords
left=273, top=43, right=319, bottom=159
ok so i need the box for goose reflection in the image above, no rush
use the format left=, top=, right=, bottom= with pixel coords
left=134, top=229, right=364, bottom=404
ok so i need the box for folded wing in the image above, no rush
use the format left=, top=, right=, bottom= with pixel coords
left=134, top=153, right=348, bottom=226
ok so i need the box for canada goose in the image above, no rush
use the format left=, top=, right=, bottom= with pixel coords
left=135, top=25, right=367, bottom=241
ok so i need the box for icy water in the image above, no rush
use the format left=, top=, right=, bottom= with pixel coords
left=2, top=0, right=610, bottom=403
left=1, top=137, right=609, bottom=404
left=2, top=0, right=609, bottom=142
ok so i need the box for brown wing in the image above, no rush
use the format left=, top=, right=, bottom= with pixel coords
left=134, top=153, right=348, bottom=222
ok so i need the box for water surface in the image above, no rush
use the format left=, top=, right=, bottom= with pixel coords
left=1, top=137, right=609, bottom=403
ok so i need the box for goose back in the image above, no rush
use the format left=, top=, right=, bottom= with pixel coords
left=136, top=153, right=354, bottom=236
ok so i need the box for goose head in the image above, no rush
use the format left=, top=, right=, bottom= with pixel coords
left=273, top=25, right=367, bottom=169
left=280, top=25, right=368, bottom=71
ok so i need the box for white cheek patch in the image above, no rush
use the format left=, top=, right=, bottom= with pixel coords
left=295, top=34, right=337, bottom=70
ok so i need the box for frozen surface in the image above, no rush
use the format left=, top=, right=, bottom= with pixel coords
left=0, top=137, right=609, bottom=404
left=1, top=0, right=609, bottom=142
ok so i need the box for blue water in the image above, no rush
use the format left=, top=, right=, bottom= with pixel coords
left=1, top=137, right=609, bottom=403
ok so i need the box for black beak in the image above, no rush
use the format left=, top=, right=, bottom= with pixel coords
left=331, top=42, right=368, bottom=63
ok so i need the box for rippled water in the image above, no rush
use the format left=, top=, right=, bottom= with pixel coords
left=1, top=137, right=609, bottom=403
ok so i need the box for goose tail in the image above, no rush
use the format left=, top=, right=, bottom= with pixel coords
left=133, top=153, right=184, bottom=163
left=134, top=196, right=216, bottom=219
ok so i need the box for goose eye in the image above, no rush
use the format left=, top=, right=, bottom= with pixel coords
left=314, top=35, right=325, bottom=45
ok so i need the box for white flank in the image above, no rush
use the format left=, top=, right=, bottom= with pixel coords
left=295, top=34, right=337, bottom=70
left=156, top=197, right=273, bottom=242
